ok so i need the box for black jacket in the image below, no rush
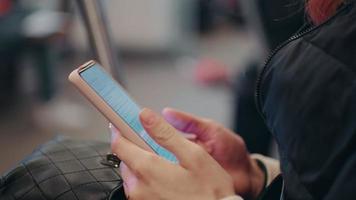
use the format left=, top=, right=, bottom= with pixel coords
left=256, top=1, right=356, bottom=199
left=234, top=0, right=305, bottom=155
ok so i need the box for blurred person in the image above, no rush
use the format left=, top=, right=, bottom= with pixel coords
left=195, top=0, right=305, bottom=155
left=0, top=0, right=70, bottom=105
left=0, top=0, right=28, bottom=104
left=195, top=0, right=243, bottom=34
left=111, top=0, right=356, bottom=199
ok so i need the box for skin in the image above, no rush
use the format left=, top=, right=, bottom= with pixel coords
left=111, top=108, right=264, bottom=200
left=161, top=108, right=265, bottom=199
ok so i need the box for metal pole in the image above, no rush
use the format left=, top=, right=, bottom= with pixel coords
left=75, top=0, right=125, bottom=85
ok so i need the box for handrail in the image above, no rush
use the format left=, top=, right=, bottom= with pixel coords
left=75, top=0, right=125, bottom=86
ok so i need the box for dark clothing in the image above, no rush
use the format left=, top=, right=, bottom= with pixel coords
left=234, top=0, right=305, bottom=154
left=257, top=1, right=356, bottom=199
left=255, top=0, right=305, bottom=50
left=234, top=62, right=272, bottom=154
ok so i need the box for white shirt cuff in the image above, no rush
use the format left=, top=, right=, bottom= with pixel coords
left=220, top=195, right=243, bottom=200
left=251, top=154, right=280, bottom=186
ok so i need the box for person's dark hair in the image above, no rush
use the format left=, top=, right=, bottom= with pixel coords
left=306, top=0, right=344, bottom=24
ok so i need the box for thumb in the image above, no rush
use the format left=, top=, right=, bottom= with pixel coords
left=139, top=108, right=196, bottom=167
left=162, top=108, right=211, bottom=140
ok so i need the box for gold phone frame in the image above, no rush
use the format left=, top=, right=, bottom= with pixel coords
left=68, top=60, right=154, bottom=153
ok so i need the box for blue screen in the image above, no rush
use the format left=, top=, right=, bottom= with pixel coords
left=80, top=64, right=177, bottom=163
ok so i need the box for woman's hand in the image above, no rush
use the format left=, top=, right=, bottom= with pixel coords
left=111, top=108, right=236, bottom=200
left=162, top=108, right=265, bottom=199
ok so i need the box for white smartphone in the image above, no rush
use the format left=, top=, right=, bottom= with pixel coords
left=69, top=60, right=177, bottom=163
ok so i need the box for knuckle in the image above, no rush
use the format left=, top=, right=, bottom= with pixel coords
left=190, top=145, right=207, bottom=161
left=201, top=118, right=215, bottom=131
left=153, top=123, right=175, bottom=142
left=131, top=154, right=154, bottom=177
left=203, top=118, right=214, bottom=124
left=130, top=162, right=146, bottom=178
left=145, top=154, right=159, bottom=164
left=214, top=123, right=225, bottom=133
left=206, top=120, right=224, bottom=134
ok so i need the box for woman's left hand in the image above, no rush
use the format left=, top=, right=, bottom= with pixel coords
left=111, top=108, right=235, bottom=200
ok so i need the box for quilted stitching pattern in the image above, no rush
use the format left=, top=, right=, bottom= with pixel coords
left=0, top=136, right=124, bottom=200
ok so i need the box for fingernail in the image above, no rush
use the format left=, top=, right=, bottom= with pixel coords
left=162, top=107, right=173, bottom=115
left=140, top=108, right=157, bottom=126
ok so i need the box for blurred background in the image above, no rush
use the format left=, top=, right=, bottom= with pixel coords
left=0, top=0, right=304, bottom=173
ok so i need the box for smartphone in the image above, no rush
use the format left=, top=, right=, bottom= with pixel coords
left=69, top=60, right=177, bottom=163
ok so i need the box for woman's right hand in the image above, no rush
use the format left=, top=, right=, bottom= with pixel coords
left=111, top=109, right=237, bottom=200
left=162, top=108, right=265, bottom=199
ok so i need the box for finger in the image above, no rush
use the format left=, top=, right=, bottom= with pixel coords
left=181, top=132, right=197, bottom=140
left=119, top=162, right=138, bottom=195
left=139, top=108, right=197, bottom=166
left=110, top=123, right=123, bottom=150
left=162, top=107, right=211, bottom=140
left=111, top=130, right=151, bottom=174
left=109, top=123, right=122, bottom=136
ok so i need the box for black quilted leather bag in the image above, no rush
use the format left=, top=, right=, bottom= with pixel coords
left=0, top=136, right=125, bottom=200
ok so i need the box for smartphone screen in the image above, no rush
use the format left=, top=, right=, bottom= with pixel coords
left=79, top=63, right=178, bottom=163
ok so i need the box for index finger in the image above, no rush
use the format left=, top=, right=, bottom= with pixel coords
left=111, top=131, right=151, bottom=175
left=140, top=108, right=203, bottom=168
left=162, top=108, right=211, bottom=140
